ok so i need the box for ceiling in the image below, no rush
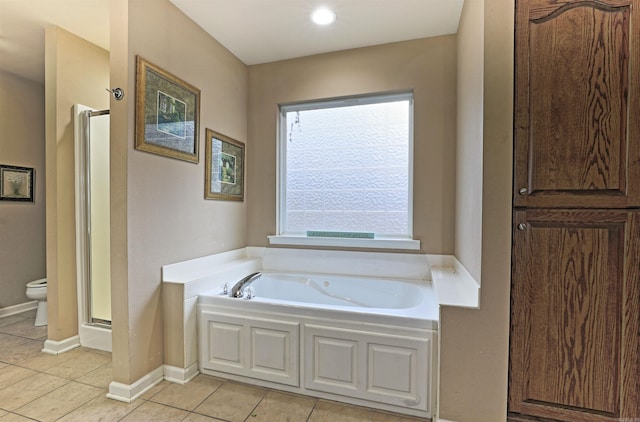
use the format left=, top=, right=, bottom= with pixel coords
left=0, top=0, right=463, bottom=84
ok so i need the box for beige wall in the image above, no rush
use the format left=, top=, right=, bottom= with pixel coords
left=246, top=37, right=457, bottom=254
left=438, top=0, right=513, bottom=420
left=110, top=0, right=248, bottom=383
left=0, top=71, right=46, bottom=309
left=44, top=26, right=110, bottom=341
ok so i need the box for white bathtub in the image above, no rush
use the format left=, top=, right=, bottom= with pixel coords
left=249, top=272, right=425, bottom=307
left=198, top=271, right=438, bottom=418
left=203, top=271, right=439, bottom=328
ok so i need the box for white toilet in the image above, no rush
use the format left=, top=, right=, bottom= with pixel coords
left=25, top=278, right=47, bottom=326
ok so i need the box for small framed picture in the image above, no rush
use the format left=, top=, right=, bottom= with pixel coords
left=205, top=129, right=245, bottom=201
left=0, top=164, right=34, bottom=202
left=135, top=56, right=201, bottom=163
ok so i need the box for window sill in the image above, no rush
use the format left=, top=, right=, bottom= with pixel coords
left=267, top=235, right=420, bottom=250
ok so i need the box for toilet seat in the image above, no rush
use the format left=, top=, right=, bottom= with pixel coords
left=27, top=278, right=47, bottom=288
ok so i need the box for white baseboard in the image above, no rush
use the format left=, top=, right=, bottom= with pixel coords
left=107, top=365, right=164, bottom=403
left=0, top=301, right=37, bottom=318
left=79, top=324, right=112, bottom=352
left=42, top=335, right=81, bottom=355
left=163, top=363, right=199, bottom=384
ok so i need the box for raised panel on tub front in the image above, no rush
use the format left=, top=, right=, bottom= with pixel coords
left=250, top=324, right=299, bottom=386
left=303, top=324, right=431, bottom=413
left=205, top=320, right=244, bottom=370
left=198, top=310, right=300, bottom=387
left=311, top=336, right=360, bottom=391
left=368, top=343, right=421, bottom=405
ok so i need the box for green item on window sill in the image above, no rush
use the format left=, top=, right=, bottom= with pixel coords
left=306, top=231, right=375, bottom=239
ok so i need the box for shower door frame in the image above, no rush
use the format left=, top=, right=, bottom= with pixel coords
left=74, top=104, right=112, bottom=352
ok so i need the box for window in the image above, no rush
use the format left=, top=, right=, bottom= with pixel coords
left=270, top=92, right=418, bottom=250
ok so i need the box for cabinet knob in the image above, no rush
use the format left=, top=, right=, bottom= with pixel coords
left=518, top=187, right=528, bottom=195
left=517, top=223, right=527, bottom=231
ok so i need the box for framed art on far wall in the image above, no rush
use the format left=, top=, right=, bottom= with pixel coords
left=135, top=56, right=201, bottom=163
left=205, top=129, right=245, bottom=201
left=0, top=164, right=34, bottom=202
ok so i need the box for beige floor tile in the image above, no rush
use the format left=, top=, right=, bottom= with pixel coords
left=0, top=334, right=43, bottom=364
left=308, top=400, right=374, bottom=422
left=56, top=394, right=142, bottom=422
left=119, top=401, right=189, bottom=422
left=0, top=372, right=68, bottom=411
left=0, top=366, right=38, bottom=391
left=75, top=362, right=112, bottom=389
left=0, top=413, right=34, bottom=421
left=0, top=316, right=27, bottom=329
left=44, top=348, right=111, bottom=379
left=18, top=310, right=36, bottom=319
left=371, top=411, right=427, bottom=421
left=182, top=412, right=226, bottom=421
left=139, top=380, right=170, bottom=399
left=14, top=381, right=103, bottom=422
left=149, top=374, right=223, bottom=411
left=0, top=319, right=47, bottom=340
left=194, top=382, right=266, bottom=422
left=15, top=350, right=75, bottom=372
left=250, top=391, right=316, bottom=422
left=80, top=346, right=111, bottom=355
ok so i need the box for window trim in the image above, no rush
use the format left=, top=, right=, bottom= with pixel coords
left=268, top=234, right=420, bottom=250
left=273, top=92, right=418, bottom=250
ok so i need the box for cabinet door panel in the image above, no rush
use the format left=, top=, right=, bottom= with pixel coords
left=514, top=0, right=640, bottom=207
left=509, top=210, right=640, bottom=420
left=198, top=311, right=299, bottom=387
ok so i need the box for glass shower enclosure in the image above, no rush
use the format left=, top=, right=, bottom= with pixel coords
left=74, top=104, right=112, bottom=351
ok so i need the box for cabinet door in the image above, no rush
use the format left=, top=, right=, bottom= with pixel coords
left=303, top=324, right=432, bottom=414
left=509, top=209, right=640, bottom=421
left=199, top=311, right=300, bottom=387
left=514, top=0, right=640, bottom=208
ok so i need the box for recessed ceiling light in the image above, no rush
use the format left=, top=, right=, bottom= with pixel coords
left=311, top=8, right=336, bottom=25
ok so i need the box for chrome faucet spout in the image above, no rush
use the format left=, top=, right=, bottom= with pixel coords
left=230, top=272, right=262, bottom=298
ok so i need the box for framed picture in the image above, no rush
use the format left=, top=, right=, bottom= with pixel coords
left=205, top=129, right=245, bottom=201
left=0, top=164, right=34, bottom=202
left=135, top=56, right=201, bottom=163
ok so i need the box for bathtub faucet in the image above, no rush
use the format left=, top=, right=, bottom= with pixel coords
left=230, top=272, right=262, bottom=298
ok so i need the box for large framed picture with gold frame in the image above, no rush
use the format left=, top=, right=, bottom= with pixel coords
left=205, top=129, right=245, bottom=201
left=135, top=56, right=200, bottom=163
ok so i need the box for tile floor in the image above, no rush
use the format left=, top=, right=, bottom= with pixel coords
left=0, top=310, right=426, bottom=421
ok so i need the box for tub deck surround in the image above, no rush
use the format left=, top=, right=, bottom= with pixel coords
left=428, top=255, right=480, bottom=309
left=248, top=247, right=432, bottom=281
left=161, top=249, right=261, bottom=382
left=161, top=247, right=478, bottom=415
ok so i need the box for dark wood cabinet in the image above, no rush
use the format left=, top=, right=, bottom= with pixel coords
left=510, top=0, right=640, bottom=420
left=509, top=209, right=640, bottom=421
left=513, top=0, right=640, bottom=209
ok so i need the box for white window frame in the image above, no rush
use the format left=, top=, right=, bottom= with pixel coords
left=269, top=92, right=420, bottom=250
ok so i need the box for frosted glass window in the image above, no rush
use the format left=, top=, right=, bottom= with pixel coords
left=278, top=92, right=413, bottom=238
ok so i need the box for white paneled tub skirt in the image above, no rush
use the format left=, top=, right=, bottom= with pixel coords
left=197, top=271, right=438, bottom=418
